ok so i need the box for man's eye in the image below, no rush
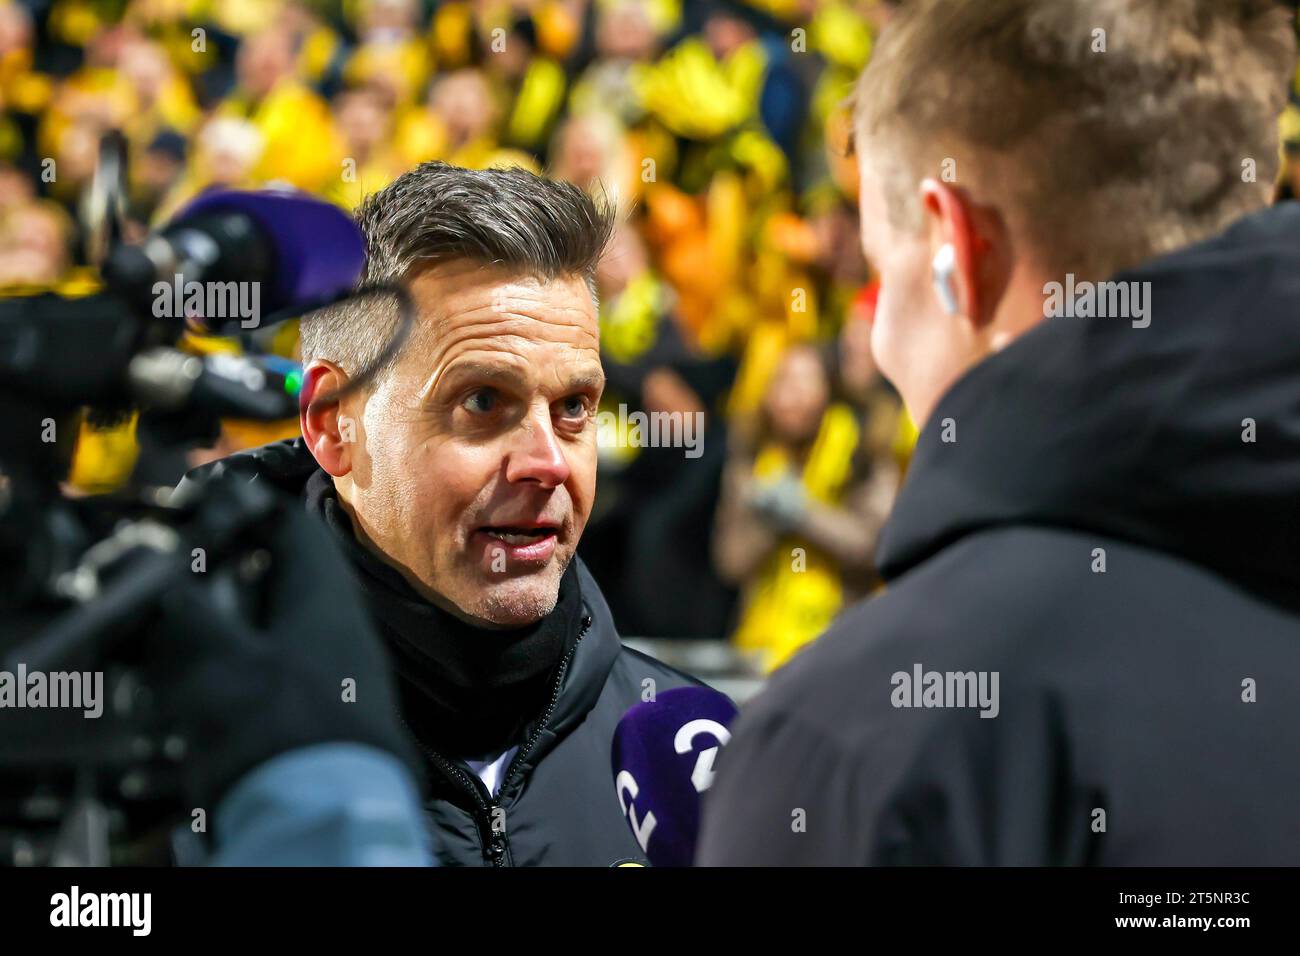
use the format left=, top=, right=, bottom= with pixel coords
left=559, top=395, right=589, bottom=418
left=463, top=388, right=499, bottom=414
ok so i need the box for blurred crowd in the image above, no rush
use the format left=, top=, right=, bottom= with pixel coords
left=5, top=0, right=1300, bottom=671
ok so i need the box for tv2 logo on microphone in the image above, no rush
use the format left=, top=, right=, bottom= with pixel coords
left=616, top=718, right=732, bottom=853
left=611, top=686, right=739, bottom=865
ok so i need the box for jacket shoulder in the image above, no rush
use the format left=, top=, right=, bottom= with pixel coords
left=582, top=645, right=727, bottom=725
left=613, top=645, right=713, bottom=693
left=176, top=437, right=316, bottom=497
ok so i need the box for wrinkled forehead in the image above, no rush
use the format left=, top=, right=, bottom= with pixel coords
left=393, top=259, right=600, bottom=377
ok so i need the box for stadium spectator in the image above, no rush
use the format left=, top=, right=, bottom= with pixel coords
left=714, top=340, right=895, bottom=671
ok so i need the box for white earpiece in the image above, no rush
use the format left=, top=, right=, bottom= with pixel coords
left=931, top=243, right=959, bottom=315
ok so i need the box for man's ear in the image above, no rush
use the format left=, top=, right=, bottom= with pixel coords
left=300, top=361, right=354, bottom=478
left=918, top=179, right=1006, bottom=329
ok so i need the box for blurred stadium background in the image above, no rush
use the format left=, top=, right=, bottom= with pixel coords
left=4, top=0, right=1299, bottom=700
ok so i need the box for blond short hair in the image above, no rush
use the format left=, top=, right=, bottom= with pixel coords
left=854, top=0, right=1297, bottom=278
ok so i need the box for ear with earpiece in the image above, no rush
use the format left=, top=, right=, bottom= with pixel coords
left=931, top=243, right=960, bottom=315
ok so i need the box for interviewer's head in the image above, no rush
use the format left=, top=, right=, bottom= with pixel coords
left=300, top=162, right=614, bottom=629
left=853, top=0, right=1296, bottom=425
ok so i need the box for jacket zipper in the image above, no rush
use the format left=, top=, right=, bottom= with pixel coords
left=400, top=610, right=593, bottom=867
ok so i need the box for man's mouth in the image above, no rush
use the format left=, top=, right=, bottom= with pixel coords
left=480, top=526, right=556, bottom=545
left=472, top=522, right=561, bottom=566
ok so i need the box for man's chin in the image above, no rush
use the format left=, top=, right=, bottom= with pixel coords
left=464, top=565, right=565, bottom=629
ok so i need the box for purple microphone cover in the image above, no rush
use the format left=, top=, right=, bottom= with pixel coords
left=611, top=685, right=738, bottom=866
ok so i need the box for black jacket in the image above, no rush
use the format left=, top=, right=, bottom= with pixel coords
left=183, top=438, right=702, bottom=866
left=697, top=202, right=1300, bottom=865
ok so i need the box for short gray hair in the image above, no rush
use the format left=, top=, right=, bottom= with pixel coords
left=301, top=161, right=615, bottom=379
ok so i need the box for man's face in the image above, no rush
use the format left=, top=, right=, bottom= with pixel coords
left=339, top=262, right=603, bottom=629
left=857, top=161, right=975, bottom=426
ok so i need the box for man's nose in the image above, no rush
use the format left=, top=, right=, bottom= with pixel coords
left=505, top=407, right=571, bottom=489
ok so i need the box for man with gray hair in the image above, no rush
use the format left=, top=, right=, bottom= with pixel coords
left=189, top=161, right=703, bottom=866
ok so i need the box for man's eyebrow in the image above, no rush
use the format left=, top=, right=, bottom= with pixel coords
left=564, top=368, right=606, bottom=393
left=426, top=361, right=605, bottom=397
left=437, top=361, right=527, bottom=386
left=419, top=360, right=522, bottom=403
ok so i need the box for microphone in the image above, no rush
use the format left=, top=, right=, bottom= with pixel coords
left=611, top=685, right=738, bottom=867
left=102, top=188, right=366, bottom=329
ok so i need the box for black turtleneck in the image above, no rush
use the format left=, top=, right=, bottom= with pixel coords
left=303, top=469, right=583, bottom=762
